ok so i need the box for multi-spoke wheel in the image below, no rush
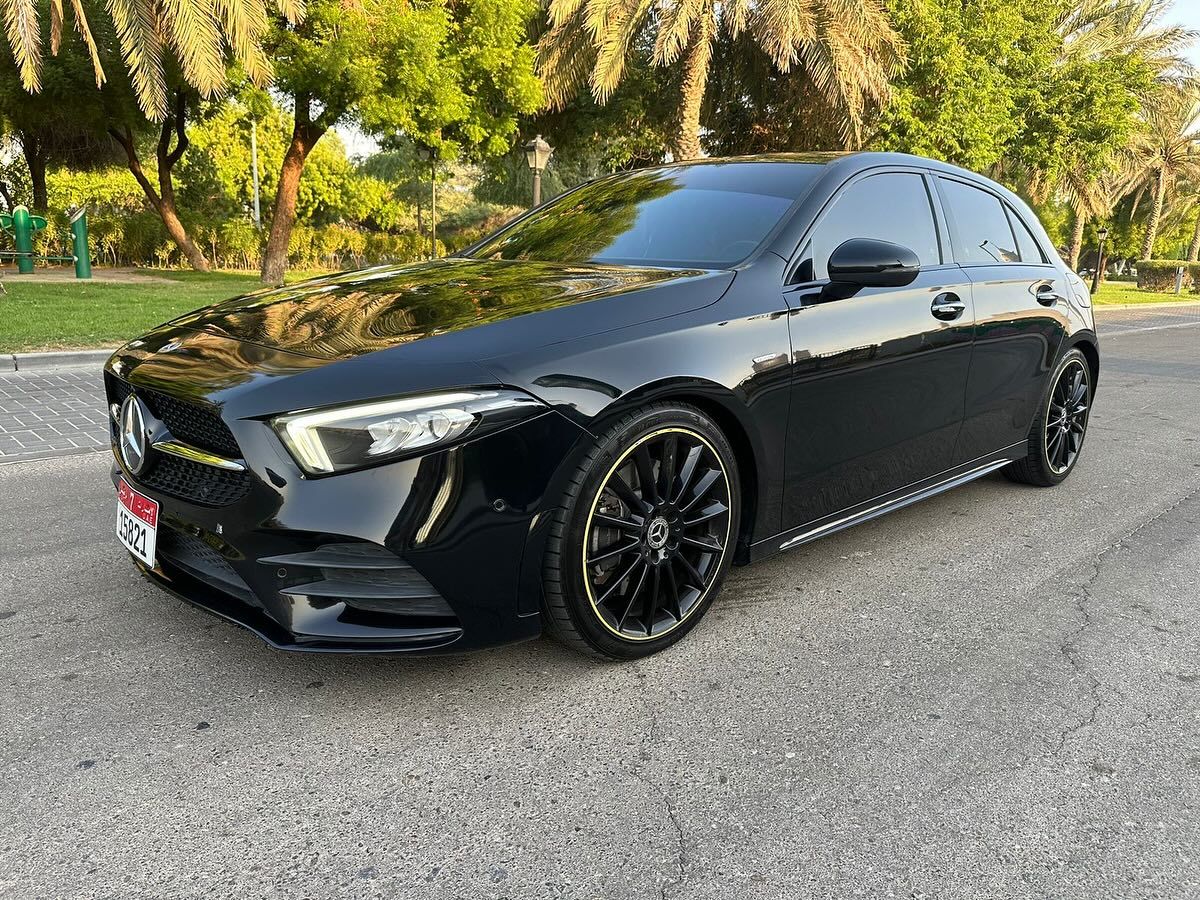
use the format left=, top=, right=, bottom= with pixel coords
left=543, top=404, right=739, bottom=659
left=1005, top=348, right=1093, bottom=487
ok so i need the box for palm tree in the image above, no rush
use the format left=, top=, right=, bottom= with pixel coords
left=1, top=0, right=302, bottom=120
left=537, top=0, right=903, bottom=160
left=1058, top=0, right=1195, bottom=83
left=1124, top=84, right=1200, bottom=260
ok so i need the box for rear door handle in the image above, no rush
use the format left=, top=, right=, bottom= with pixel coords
left=1036, top=285, right=1064, bottom=306
left=931, top=291, right=966, bottom=321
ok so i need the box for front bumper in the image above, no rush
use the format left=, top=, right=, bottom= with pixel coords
left=108, top=399, right=588, bottom=655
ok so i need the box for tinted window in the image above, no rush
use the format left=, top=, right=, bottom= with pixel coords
left=939, top=178, right=1019, bottom=264
left=1007, top=207, right=1047, bottom=264
left=467, top=163, right=824, bottom=268
left=810, top=173, right=941, bottom=279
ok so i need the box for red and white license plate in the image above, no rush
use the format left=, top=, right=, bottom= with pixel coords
left=117, top=477, right=158, bottom=566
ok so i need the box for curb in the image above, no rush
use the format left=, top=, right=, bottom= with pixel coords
left=3, top=348, right=116, bottom=372
left=1095, top=299, right=1200, bottom=311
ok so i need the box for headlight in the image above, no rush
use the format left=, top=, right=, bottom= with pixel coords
left=272, top=389, right=545, bottom=475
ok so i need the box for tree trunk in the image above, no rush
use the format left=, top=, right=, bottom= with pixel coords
left=22, top=137, right=47, bottom=211
left=108, top=91, right=210, bottom=272
left=671, top=11, right=714, bottom=161
left=261, top=119, right=325, bottom=285
left=1140, top=167, right=1167, bottom=260
left=1068, top=204, right=1086, bottom=271
left=1189, top=209, right=1200, bottom=262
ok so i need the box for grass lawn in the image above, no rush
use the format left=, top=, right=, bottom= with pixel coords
left=1091, top=280, right=1197, bottom=305
left=0, top=269, right=324, bottom=353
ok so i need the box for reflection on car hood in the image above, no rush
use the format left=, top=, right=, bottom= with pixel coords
left=166, top=258, right=723, bottom=361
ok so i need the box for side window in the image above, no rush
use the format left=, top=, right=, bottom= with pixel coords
left=808, top=173, right=941, bottom=280
left=939, top=178, right=1019, bottom=264
left=1007, top=206, right=1047, bottom=264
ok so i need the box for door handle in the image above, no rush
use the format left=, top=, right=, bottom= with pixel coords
left=931, top=291, right=966, bottom=321
left=1036, top=285, right=1064, bottom=306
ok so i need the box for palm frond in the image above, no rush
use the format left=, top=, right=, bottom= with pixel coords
left=106, top=0, right=168, bottom=119
left=160, top=0, right=225, bottom=98
left=3, top=0, right=42, bottom=92
left=68, top=0, right=107, bottom=86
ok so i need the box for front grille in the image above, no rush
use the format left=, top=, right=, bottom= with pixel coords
left=157, top=528, right=257, bottom=605
left=141, top=454, right=251, bottom=506
left=149, top=391, right=240, bottom=458
left=106, top=375, right=250, bottom=507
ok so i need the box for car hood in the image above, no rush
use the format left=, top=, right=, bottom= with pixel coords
left=164, top=257, right=734, bottom=364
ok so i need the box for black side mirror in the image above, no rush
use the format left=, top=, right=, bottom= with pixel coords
left=825, top=238, right=920, bottom=297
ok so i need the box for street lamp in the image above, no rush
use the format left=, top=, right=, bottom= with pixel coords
left=417, top=146, right=436, bottom=258
left=1092, top=226, right=1109, bottom=294
left=524, top=134, right=553, bottom=208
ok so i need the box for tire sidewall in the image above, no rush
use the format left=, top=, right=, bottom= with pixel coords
left=558, top=405, right=741, bottom=659
left=1038, top=348, right=1091, bottom=484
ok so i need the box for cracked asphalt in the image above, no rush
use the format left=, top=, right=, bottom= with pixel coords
left=1, top=320, right=1198, bottom=899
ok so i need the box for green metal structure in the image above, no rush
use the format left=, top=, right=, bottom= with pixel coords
left=0, top=204, right=92, bottom=278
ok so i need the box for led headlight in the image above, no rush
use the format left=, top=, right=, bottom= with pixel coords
left=272, top=389, right=545, bottom=475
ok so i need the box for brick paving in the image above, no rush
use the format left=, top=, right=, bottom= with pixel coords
left=0, top=368, right=109, bottom=463
left=0, top=301, right=1196, bottom=465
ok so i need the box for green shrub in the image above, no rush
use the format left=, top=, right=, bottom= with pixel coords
left=1135, top=260, right=1200, bottom=292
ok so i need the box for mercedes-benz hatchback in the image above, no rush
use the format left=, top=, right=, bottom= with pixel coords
left=106, top=152, right=1098, bottom=659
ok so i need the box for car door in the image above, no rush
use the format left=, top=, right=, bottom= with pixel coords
left=933, top=177, right=1070, bottom=462
left=780, top=169, right=976, bottom=530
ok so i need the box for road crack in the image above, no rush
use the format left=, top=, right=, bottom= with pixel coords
left=1053, top=481, right=1200, bottom=755
left=630, top=706, right=688, bottom=900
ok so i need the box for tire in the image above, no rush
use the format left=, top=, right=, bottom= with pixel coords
left=1004, top=348, right=1092, bottom=487
left=542, top=402, right=741, bottom=659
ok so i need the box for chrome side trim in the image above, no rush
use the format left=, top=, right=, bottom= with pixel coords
left=151, top=438, right=246, bottom=472
left=779, top=458, right=1015, bottom=552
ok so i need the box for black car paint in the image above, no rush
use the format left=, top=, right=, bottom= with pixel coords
left=105, top=152, right=1098, bottom=653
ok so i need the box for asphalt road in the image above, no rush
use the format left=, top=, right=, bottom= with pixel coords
left=1, top=317, right=1198, bottom=899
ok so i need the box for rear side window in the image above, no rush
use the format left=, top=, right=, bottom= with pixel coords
left=809, top=173, right=941, bottom=279
left=939, top=178, right=1019, bottom=264
left=1007, top=207, right=1048, bottom=264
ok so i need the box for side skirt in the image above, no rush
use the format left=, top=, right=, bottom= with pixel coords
left=745, top=444, right=1024, bottom=564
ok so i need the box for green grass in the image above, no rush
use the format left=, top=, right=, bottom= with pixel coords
left=1092, top=280, right=1197, bottom=306
left=0, top=269, right=329, bottom=353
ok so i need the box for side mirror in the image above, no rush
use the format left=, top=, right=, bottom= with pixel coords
left=826, top=238, right=920, bottom=293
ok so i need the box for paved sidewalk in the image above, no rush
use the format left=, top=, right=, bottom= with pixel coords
left=0, top=368, right=107, bottom=462
left=0, top=302, right=1197, bottom=465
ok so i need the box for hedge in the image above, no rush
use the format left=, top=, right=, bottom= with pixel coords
left=1135, top=260, right=1200, bottom=292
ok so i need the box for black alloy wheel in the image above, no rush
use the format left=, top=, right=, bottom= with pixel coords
left=542, top=404, right=739, bottom=659
left=583, top=427, right=731, bottom=641
left=1044, top=358, right=1090, bottom=475
left=1005, top=348, right=1093, bottom=487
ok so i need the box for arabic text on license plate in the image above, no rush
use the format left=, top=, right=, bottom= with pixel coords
left=117, top=477, right=158, bottom=566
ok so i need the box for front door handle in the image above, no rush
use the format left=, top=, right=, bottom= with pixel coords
left=1036, top=284, right=1064, bottom=306
left=931, top=291, right=966, bottom=321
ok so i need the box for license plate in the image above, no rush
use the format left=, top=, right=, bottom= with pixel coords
left=117, top=477, right=158, bottom=566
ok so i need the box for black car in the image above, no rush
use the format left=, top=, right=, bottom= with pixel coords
left=106, top=152, right=1097, bottom=659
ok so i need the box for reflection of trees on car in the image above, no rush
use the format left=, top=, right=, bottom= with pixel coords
left=166, top=259, right=694, bottom=361
left=469, top=171, right=681, bottom=263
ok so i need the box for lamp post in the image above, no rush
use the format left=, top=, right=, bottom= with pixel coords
left=524, top=134, right=552, bottom=208
left=1091, top=226, right=1109, bottom=294
left=249, top=119, right=262, bottom=229
left=417, top=146, right=436, bottom=258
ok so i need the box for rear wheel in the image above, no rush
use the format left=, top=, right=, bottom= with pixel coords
left=543, top=403, right=739, bottom=659
left=1004, top=348, right=1092, bottom=486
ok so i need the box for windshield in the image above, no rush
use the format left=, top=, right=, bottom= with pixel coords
left=466, top=162, right=825, bottom=269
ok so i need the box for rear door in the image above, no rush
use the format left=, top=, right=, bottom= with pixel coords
left=780, top=169, right=976, bottom=529
left=933, top=177, right=1070, bottom=461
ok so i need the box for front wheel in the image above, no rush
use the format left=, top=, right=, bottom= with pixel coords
left=542, top=403, right=740, bottom=659
left=1005, top=348, right=1092, bottom=486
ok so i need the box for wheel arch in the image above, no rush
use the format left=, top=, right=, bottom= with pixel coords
left=583, top=378, right=769, bottom=562
left=1067, top=332, right=1100, bottom=394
